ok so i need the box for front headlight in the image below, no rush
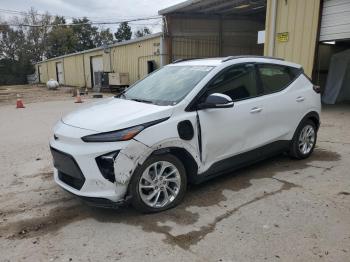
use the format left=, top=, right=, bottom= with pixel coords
left=81, top=117, right=170, bottom=143
left=82, top=125, right=144, bottom=142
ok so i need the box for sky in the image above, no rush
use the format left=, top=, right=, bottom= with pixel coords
left=0, top=0, right=184, bottom=33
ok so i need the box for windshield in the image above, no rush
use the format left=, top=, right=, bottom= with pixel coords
left=123, top=65, right=213, bottom=105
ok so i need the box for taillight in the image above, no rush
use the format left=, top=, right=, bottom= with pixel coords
left=313, top=85, right=321, bottom=94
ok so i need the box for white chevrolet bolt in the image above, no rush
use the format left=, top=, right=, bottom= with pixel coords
left=50, top=56, right=321, bottom=212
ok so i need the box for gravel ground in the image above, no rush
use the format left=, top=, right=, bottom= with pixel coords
left=0, top=90, right=349, bottom=262
left=0, top=85, right=75, bottom=106
left=0, top=84, right=114, bottom=106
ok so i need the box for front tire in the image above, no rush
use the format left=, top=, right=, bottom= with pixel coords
left=129, top=154, right=187, bottom=213
left=289, top=119, right=317, bottom=159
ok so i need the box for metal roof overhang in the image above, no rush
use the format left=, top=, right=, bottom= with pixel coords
left=159, top=0, right=266, bottom=17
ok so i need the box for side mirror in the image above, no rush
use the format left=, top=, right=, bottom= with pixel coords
left=197, top=93, right=234, bottom=110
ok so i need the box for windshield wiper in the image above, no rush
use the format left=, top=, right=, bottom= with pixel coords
left=115, top=93, right=126, bottom=99
left=130, top=98, right=154, bottom=104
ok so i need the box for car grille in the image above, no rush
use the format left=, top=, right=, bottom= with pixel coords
left=50, top=147, right=86, bottom=190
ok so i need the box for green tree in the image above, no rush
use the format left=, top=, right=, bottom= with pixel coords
left=21, top=8, right=51, bottom=62
left=0, top=8, right=50, bottom=84
left=96, top=28, right=114, bottom=46
left=0, top=24, right=34, bottom=84
left=114, top=22, right=132, bottom=42
left=0, top=8, right=51, bottom=84
left=46, top=16, right=77, bottom=58
left=72, top=17, right=100, bottom=51
left=134, top=27, right=152, bottom=38
left=0, top=24, right=25, bottom=60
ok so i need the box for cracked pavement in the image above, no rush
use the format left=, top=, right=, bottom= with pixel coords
left=0, top=99, right=349, bottom=262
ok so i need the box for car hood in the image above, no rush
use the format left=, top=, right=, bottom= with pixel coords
left=62, top=97, right=174, bottom=132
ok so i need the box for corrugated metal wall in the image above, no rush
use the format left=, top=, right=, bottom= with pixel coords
left=222, top=19, right=264, bottom=56
left=264, top=0, right=321, bottom=77
left=36, top=35, right=161, bottom=87
left=171, top=17, right=220, bottom=60
left=320, top=0, right=350, bottom=41
left=172, top=36, right=220, bottom=59
left=111, top=36, right=161, bottom=83
left=63, top=54, right=85, bottom=87
left=47, top=59, right=61, bottom=81
left=169, top=16, right=264, bottom=61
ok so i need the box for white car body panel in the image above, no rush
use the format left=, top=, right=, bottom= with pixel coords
left=51, top=122, right=130, bottom=201
left=49, top=57, right=321, bottom=204
left=62, top=97, right=174, bottom=132
left=198, top=96, right=266, bottom=169
left=262, top=74, right=321, bottom=142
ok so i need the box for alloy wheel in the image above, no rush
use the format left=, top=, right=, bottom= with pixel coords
left=138, top=161, right=181, bottom=208
left=298, top=124, right=315, bottom=155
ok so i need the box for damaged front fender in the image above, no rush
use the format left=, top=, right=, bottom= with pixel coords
left=113, top=140, right=152, bottom=184
left=113, top=138, right=201, bottom=185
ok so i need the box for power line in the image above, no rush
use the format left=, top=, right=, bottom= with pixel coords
left=0, top=8, right=162, bottom=22
left=0, top=16, right=163, bottom=28
left=0, top=8, right=61, bottom=18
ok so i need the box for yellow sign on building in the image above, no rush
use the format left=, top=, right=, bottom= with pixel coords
left=277, top=32, right=289, bottom=42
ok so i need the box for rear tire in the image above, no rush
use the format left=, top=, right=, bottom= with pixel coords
left=129, top=154, right=187, bottom=213
left=289, top=119, right=317, bottom=159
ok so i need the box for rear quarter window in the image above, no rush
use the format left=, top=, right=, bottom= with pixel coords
left=258, top=64, right=301, bottom=95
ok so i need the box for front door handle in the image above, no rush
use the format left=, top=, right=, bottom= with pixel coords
left=296, top=96, right=305, bottom=102
left=250, top=107, right=263, bottom=113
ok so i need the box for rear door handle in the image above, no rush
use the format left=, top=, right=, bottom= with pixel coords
left=250, top=107, right=263, bottom=113
left=296, top=96, right=305, bottom=102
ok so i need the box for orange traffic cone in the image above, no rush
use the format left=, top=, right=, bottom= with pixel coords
left=16, top=94, right=25, bottom=108
left=75, top=89, right=83, bottom=103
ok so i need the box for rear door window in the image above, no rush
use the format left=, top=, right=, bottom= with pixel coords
left=258, top=64, right=301, bottom=95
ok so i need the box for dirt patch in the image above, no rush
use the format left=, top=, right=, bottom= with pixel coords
left=0, top=85, right=74, bottom=106
left=9, top=179, right=24, bottom=187
left=0, top=196, right=75, bottom=219
left=25, top=171, right=54, bottom=181
left=164, top=179, right=300, bottom=249
left=310, top=148, right=341, bottom=162
left=3, top=204, right=88, bottom=240
left=0, top=148, right=341, bottom=249
left=7, top=172, right=53, bottom=191
left=177, top=148, right=341, bottom=208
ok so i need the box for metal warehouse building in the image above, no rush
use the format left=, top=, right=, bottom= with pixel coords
left=37, top=0, right=350, bottom=103
left=36, top=33, right=164, bottom=88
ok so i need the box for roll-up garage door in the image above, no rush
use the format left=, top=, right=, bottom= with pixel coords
left=320, top=0, right=350, bottom=41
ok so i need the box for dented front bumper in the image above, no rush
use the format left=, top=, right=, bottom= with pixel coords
left=50, top=121, right=152, bottom=203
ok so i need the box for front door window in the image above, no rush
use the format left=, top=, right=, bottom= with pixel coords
left=206, top=63, right=259, bottom=101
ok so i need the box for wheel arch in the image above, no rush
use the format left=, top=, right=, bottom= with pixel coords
left=291, top=110, right=320, bottom=143
left=302, top=111, right=320, bottom=131
left=124, top=147, right=191, bottom=213
left=152, top=147, right=199, bottom=184
left=290, top=111, right=320, bottom=145
left=289, top=111, right=319, bottom=159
